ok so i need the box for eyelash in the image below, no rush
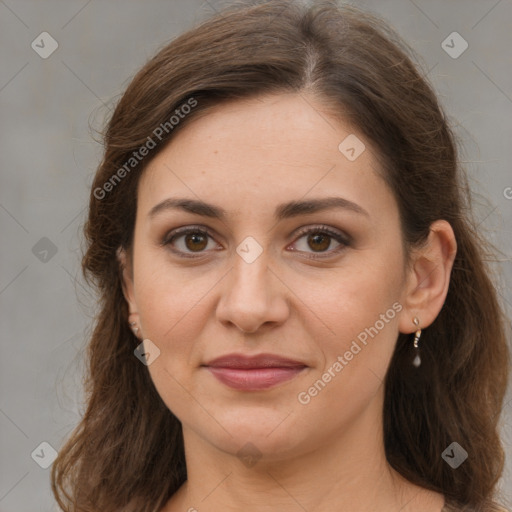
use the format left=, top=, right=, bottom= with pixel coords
left=161, top=224, right=351, bottom=260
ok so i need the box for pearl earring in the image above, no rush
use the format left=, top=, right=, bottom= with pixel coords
left=129, top=320, right=139, bottom=336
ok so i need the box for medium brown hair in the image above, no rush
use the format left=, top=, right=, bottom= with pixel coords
left=51, top=1, right=511, bottom=511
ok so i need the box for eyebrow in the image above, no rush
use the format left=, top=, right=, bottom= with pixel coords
left=148, top=196, right=369, bottom=221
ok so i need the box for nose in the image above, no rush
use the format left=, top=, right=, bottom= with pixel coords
left=215, top=248, right=290, bottom=334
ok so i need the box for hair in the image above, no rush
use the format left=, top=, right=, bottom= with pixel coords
left=51, top=1, right=511, bottom=511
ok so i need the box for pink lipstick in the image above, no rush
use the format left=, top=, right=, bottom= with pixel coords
left=203, top=353, right=307, bottom=391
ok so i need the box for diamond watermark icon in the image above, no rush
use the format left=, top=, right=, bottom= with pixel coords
left=237, top=442, right=262, bottom=468
left=441, top=32, right=468, bottom=59
left=338, top=134, right=366, bottom=161
left=236, top=236, right=263, bottom=264
left=134, top=339, right=161, bottom=366
left=31, top=441, right=58, bottom=469
left=31, top=32, right=59, bottom=59
left=32, top=237, right=58, bottom=263
left=441, top=441, right=468, bottom=469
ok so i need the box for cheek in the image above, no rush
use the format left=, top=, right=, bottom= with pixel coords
left=295, top=288, right=402, bottom=427
left=305, top=250, right=404, bottom=386
left=133, top=263, right=210, bottom=416
left=133, top=256, right=195, bottom=347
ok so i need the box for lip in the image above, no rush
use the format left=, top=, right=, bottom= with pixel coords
left=204, top=353, right=306, bottom=369
left=202, top=353, right=308, bottom=391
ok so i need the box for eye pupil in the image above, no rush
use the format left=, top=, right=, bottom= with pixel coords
left=185, top=233, right=208, bottom=251
left=308, top=233, right=330, bottom=252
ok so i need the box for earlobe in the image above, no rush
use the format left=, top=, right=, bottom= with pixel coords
left=398, top=220, right=457, bottom=333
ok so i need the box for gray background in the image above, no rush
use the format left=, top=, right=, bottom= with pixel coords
left=0, top=1, right=511, bottom=510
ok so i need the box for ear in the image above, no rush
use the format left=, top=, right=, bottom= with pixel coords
left=117, top=246, right=138, bottom=315
left=398, top=220, right=457, bottom=333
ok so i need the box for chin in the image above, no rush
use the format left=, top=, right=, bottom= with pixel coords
left=199, top=408, right=312, bottom=460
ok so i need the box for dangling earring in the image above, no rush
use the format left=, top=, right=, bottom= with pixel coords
left=412, top=317, right=421, bottom=367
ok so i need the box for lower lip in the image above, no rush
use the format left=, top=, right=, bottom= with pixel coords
left=205, top=366, right=306, bottom=390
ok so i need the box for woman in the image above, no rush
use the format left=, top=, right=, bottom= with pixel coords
left=51, top=1, right=511, bottom=511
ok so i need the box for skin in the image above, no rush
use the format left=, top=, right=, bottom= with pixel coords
left=119, top=92, right=457, bottom=512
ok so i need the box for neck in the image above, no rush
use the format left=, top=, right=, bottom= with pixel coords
left=164, top=389, right=444, bottom=512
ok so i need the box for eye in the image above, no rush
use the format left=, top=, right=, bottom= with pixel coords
left=288, top=225, right=350, bottom=259
left=161, top=226, right=220, bottom=258
left=161, top=224, right=350, bottom=259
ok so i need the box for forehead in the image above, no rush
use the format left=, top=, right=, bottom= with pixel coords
left=137, top=92, right=396, bottom=223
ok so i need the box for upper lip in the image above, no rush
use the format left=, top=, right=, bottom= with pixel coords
left=203, top=353, right=307, bottom=369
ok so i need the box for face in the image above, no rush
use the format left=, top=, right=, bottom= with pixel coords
left=121, top=92, right=410, bottom=460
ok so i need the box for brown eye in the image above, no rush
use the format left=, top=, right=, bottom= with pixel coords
left=162, top=227, right=218, bottom=257
left=289, top=226, right=351, bottom=259
left=183, top=232, right=208, bottom=252
left=306, top=232, right=331, bottom=252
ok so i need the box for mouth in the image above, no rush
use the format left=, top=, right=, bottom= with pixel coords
left=202, top=353, right=308, bottom=391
